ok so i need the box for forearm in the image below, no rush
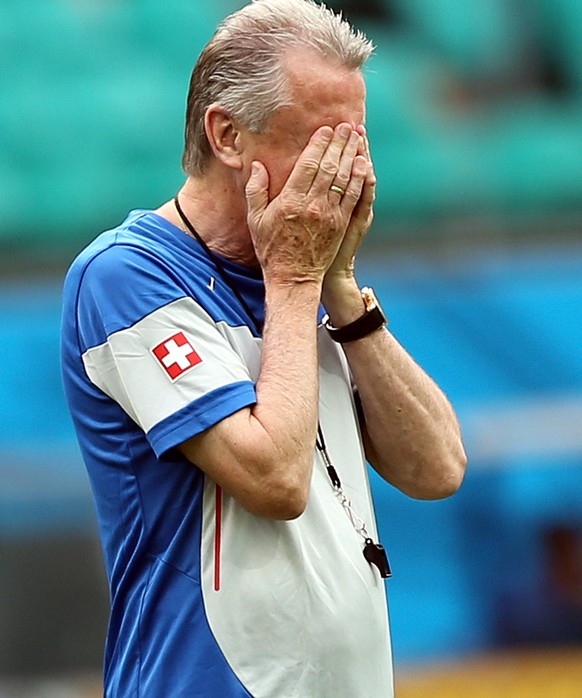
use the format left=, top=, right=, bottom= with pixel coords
left=323, top=277, right=466, bottom=499
left=251, top=280, right=322, bottom=478
left=179, top=279, right=322, bottom=520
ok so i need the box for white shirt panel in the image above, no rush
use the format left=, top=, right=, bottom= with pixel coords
left=200, top=329, right=393, bottom=698
left=82, top=296, right=255, bottom=432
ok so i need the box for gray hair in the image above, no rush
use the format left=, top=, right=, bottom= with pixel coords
left=182, top=0, right=374, bottom=176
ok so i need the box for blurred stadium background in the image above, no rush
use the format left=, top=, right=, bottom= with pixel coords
left=1, top=0, right=582, bottom=696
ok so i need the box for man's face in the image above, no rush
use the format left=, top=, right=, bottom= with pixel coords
left=240, top=48, right=367, bottom=199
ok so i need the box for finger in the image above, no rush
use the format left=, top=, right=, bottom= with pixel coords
left=245, top=161, right=270, bottom=229
left=359, top=160, right=377, bottom=214
left=352, top=127, right=376, bottom=214
left=355, top=124, right=372, bottom=162
left=310, top=122, right=355, bottom=196
left=284, top=126, right=334, bottom=194
left=345, top=159, right=376, bottom=228
left=356, top=124, right=371, bottom=164
left=328, top=129, right=361, bottom=201
left=339, top=155, right=369, bottom=216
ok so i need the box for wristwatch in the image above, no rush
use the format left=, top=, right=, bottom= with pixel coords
left=323, top=287, right=387, bottom=343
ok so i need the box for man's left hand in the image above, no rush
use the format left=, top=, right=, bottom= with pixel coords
left=323, top=126, right=376, bottom=295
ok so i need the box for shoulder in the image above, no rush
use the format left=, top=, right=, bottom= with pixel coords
left=66, top=210, right=206, bottom=301
left=67, top=215, right=170, bottom=286
left=63, top=212, right=200, bottom=344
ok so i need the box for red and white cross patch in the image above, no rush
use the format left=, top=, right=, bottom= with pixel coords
left=152, top=332, right=203, bottom=381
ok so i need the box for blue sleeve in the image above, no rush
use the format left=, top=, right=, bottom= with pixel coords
left=68, top=241, right=258, bottom=455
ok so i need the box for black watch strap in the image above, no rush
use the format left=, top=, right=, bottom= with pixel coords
left=323, top=287, right=387, bottom=343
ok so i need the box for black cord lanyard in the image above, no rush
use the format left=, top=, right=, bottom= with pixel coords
left=174, top=197, right=391, bottom=578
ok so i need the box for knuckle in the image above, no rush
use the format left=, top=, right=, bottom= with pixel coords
left=300, top=156, right=321, bottom=175
left=343, top=192, right=360, bottom=206
left=334, top=172, right=350, bottom=187
left=281, top=198, right=305, bottom=220
left=306, top=204, right=335, bottom=228
left=319, top=158, right=337, bottom=177
left=304, top=201, right=324, bottom=219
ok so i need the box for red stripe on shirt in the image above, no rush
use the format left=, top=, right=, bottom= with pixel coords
left=214, top=485, right=223, bottom=592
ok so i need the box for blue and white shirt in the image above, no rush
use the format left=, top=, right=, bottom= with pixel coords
left=61, top=210, right=393, bottom=697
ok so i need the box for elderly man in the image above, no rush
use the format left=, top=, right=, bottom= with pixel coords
left=61, top=0, right=466, bottom=695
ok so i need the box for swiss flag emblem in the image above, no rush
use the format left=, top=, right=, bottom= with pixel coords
left=152, top=332, right=203, bottom=381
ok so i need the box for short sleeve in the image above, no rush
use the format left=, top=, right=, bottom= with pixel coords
left=75, top=244, right=257, bottom=457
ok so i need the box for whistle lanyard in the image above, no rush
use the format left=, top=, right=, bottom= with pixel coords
left=174, top=197, right=391, bottom=578
left=315, top=426, right=391, bottom=578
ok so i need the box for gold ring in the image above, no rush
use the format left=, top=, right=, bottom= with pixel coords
left=330, top=184, right=345, bottom=196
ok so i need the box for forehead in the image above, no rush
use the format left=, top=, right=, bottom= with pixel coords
left=273, top=48, right=366, bottom=134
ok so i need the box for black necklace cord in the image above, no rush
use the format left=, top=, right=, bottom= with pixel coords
left=316, top=425, right=342, bottom=488
left=172, top=196, right=391, bottom=578
left=174, top=196, right=263, bottom=336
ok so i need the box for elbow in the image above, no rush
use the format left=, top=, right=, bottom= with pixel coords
left=250, top=480, right=309, bottom=520
left=379, top=436, right=467, bottom=501
left=240, top=466, right=311, bottom=521
left=447, top=438, right=468, bottom=494
left=422, top=463, right=465, bottom=500
left=413, top=439, right=467, bottom=500
left=267, top=469, right=311, bottom=519
left=274, top=491, right=309, bottom=520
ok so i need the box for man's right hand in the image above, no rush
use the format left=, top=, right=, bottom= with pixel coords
left=180, top=123, right=369, bottom=520
left=245, top=123, right=369, bottom=286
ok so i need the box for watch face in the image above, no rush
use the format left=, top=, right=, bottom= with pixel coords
left=324, top=287, right=387, bottom=342
left=361, top=287, right=378, bottom=312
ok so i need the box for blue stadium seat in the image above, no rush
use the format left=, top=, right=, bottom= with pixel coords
left=1, top=0, right=582, bottom=254
left=386, top=0, right=528, bottom=81
left=538, top=0, right=582, bottom=92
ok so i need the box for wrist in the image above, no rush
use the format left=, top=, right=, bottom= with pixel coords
left=321, top=275, right=363, bottom=326
left=323, top=286, right=387, bottom=343
left=263, top=265, right=326, bottom=288
left=264, top=277, right=323, bottom=312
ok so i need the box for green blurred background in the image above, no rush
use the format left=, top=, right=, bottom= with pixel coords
left=1, top=1, right=582, bottom=696
left=2, top=0, right=582, bottom=265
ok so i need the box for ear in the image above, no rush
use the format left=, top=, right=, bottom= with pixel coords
left=204, top=106, right=244, bottom=171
